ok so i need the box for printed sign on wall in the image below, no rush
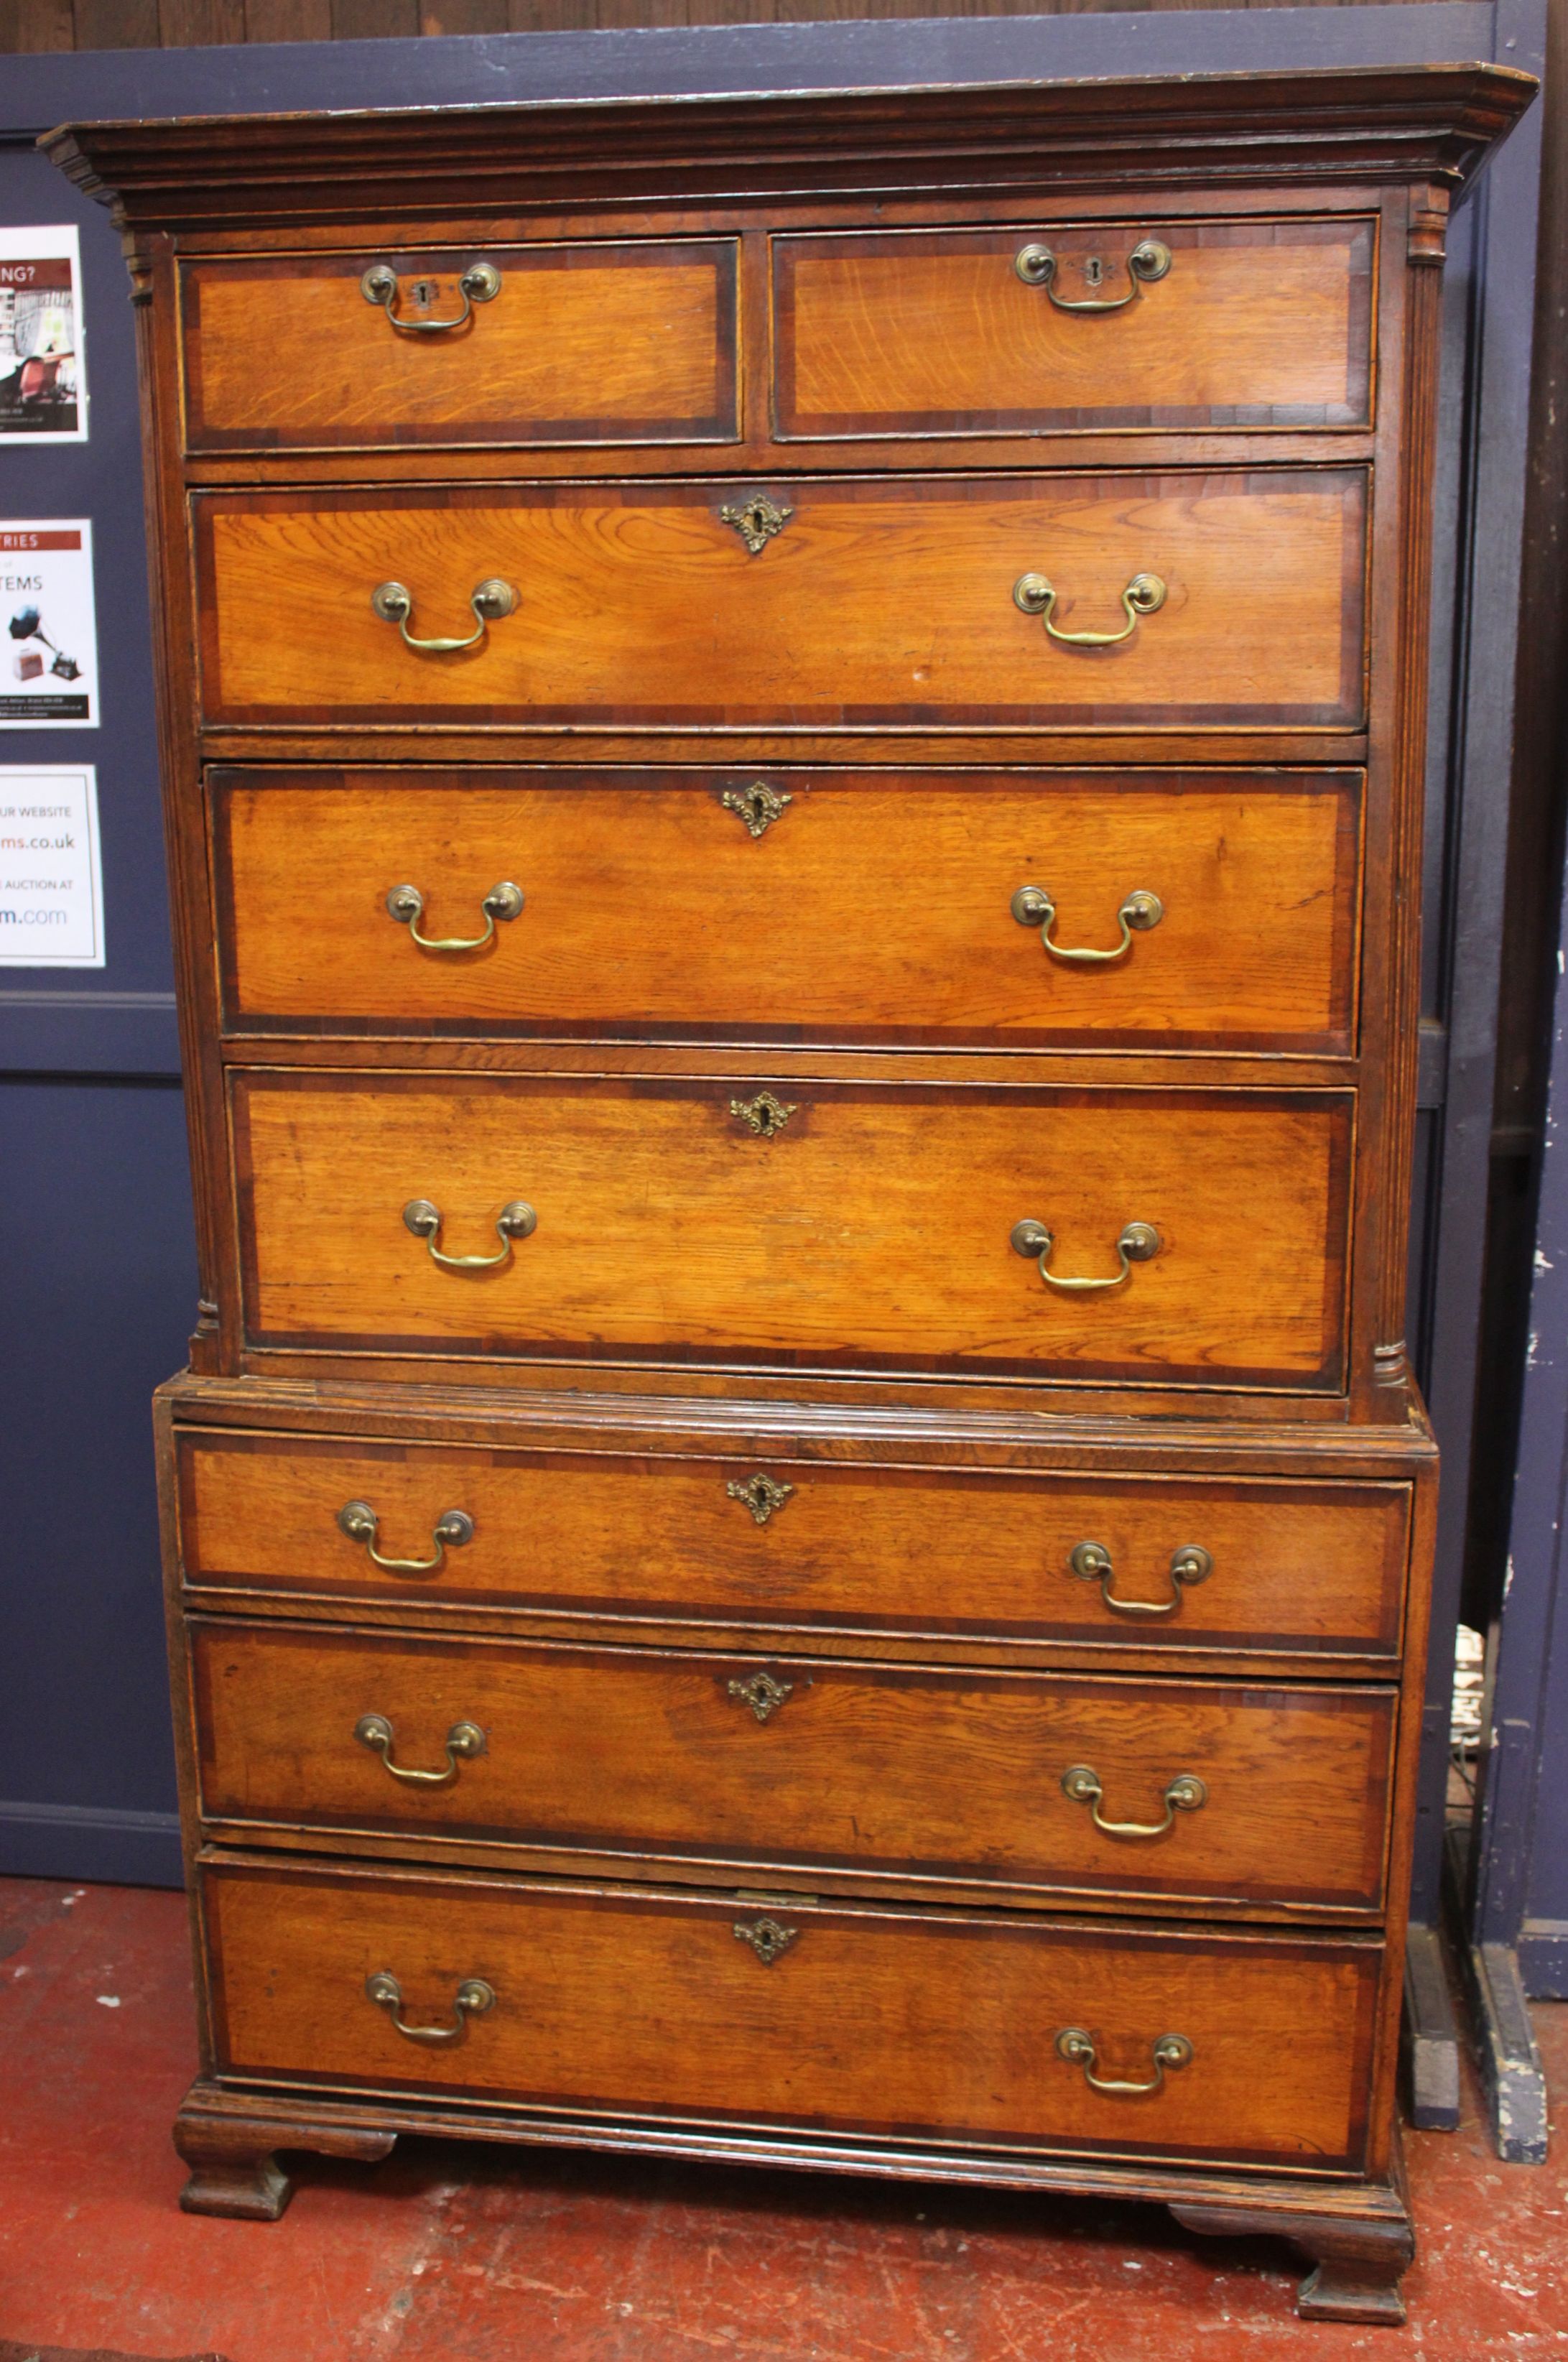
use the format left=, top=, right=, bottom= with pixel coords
left=0, top=765, right=104, bottom=966
left=1, top=521, right=98, bottom=727
left=0, top=226, right=86, bottom=442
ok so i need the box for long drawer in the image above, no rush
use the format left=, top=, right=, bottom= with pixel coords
left=203, top=1857, right=1382, bottom=2172
left=182, top=239, right=740, bottom=452
left=190, top=1619, right=1396, bottom=1914
left=772, top=218, right=1375, bottom=438
left=211, top=767, right=1363, bottom=1055
left=192, top=471, right=1367, bottom=731
left=229, top=1072, right=1354, bottom=1388
left=175, top=1427, right=1411, bottom=1664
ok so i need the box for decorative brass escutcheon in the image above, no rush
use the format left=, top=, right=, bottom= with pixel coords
left=730, top=1091, right=797, bottom=1139
left=337, top=1499, right=474, bottom=1575
left=1069, top=1539, right=1213, bottom=1618
left=371, top=576, right=516, bottom=654
left=721, top=781, right=793, bottom=838
left=386, top=880, right=524, bottom=953
left=403, top=1198, right=536, bottom=1272
left=726, top=1473, right=796, bottom=1526
left=1055, top=2027, right=1192, bottom=2095
left=1011, top=1218, right=1161, bottom=1293
left=1061, top=1762, right=1207, bottom=1838
left=366, top=1970, right=496, bottom=2044
left=720, top=493, right=793, bottom=555
left=733, top=1915, right=798, bottom=1965
left=361, top=259, right=501, bottom=332
left=727, top=1671, right=794, bottom=1723
left=1013, top=238, right=1172, bottom=311
left=354, top=1712, right=486, bottom=1787
left=1013, top=570, right=1167, bottom=649
left=1011, top=883, right=1164, bottom=964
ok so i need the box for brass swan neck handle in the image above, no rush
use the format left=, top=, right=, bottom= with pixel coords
left=360, top=259, right=501, bottom=333
left=371, top=576, right=516, bottom=654
left=1061, top=1762, right=1207, bottom=1839
left=1055, top=2027, right=1193, bottom=2095
left=366, top=1971, right=496, bottom=2044
left=1011, top=883, right=1164, bottom=964
left=386, top=880, right=524, bottom=953
left=1013, top=570, right=1167, bottom=649
left=1011, top=1218, right=1161, bottom=1294
left=402, top=1198, right=536, bottom=1272
left=336, top=1499, right=474, bottom=1576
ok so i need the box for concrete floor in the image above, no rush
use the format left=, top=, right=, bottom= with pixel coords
left=1, top=1874, right=1563, bottom=2362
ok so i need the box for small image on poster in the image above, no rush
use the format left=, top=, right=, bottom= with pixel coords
left=1, top=520, right=98, bottom=726
left=0, top=765, right=104, bottom=966
left=0, top=225, right=86, bottom=441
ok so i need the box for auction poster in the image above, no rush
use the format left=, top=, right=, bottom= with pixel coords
left=0, top=225, right=86, bottom=442
left=0, top=765, right=105, bottom=967
left=0, top=521, right=98, bottom=727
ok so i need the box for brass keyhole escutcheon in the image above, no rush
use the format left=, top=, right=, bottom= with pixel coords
left=719, top=493, right=794, bottom=554
left=726, top=1472, right=796, bottom=1525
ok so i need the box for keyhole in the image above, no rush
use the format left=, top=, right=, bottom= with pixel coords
left=1083, top=256, right=1104, bottom=288
left=411, top=279, right=437, bottom=307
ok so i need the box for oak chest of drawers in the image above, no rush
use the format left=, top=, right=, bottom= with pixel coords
left=50, top=60, right=1534, bottom=2325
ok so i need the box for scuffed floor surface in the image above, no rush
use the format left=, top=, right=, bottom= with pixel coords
left=1, top=1876, right=1564, bottom=2362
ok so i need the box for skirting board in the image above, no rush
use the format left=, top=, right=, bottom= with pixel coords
left=0, top=1801, right=183, bottom=1890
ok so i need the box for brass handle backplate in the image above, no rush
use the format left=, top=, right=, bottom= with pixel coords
left=1062, top=1762, right=1207, bottom=1838
left=1013, top=570, right=1167, bottom=648
left=1056, top=2027, right=1192, bottom=2094
left=366, top=1970, right=496, bottom=2044
left=371, top=576, right=516, bottom=653
left=386, top=880, right=524, bottom=952
left=1014, top=238, right=1172, bottom=311
left=1070, top=1539, right=1213, bottom=1618
left=354, top=1712, right=486, bottom=1787
left=1011, top=883, right=1164, bottom=964
left=361, top=259, right=501, bottom=333
left=403, top=1198, right=536, bottom=1271
left=1011, top=1218, right=1161, bottom=1293
left=337, top=1499, right=474, bottom=1575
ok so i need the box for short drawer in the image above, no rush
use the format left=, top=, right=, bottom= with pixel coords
left=230, top=1072, right=1354, bottom=1389
left=192, top=471, right=1367, bottom=732
left=203, top=1856, right=1381, bottom=2172
left=175, top=1429, right=1411, bottom=1665
left=181, top=241, right=738, bottom=451
left=191, top=1620, right=1396, bottom=1914
left=774, top=219, right=1375, bottom=439
left=212, top=767, right=1362, bottom=1055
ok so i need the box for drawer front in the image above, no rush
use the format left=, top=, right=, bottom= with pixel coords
left=231, top=1073, right=1353, bottom=1388
left=194, top=472, right=1367, bottom=731
left=213, top=767, right=1362, bottom=1055
left=192, top=1621, right=1396, bottom=1912
left=774, top=219, right=1375, bottom=437
left=182, top=241, right=738, bottom=450
left=177, top=1430, right=1411, bottom=1663
left=204, top=1858, right=1380, bottom=2170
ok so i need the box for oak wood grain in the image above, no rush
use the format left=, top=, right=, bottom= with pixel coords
left=190, top=1618, right=1397, bottom=1913
left=774, top=218, right=1375, bottom=437
left=176, top=1426, right=1411, bottom=1662
left=182, top=241, right=738, bottom=450
left=212, top=766, right=1363, bottom=1053
left=203, top=1857, right=1381, bottom=2170
left=193, top=472, right=1368, bottom=731
left=229, top=1070, right=1354, bottom=1386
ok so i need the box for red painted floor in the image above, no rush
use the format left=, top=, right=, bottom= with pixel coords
left=0, top=1875, right=1563, bottom=2361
